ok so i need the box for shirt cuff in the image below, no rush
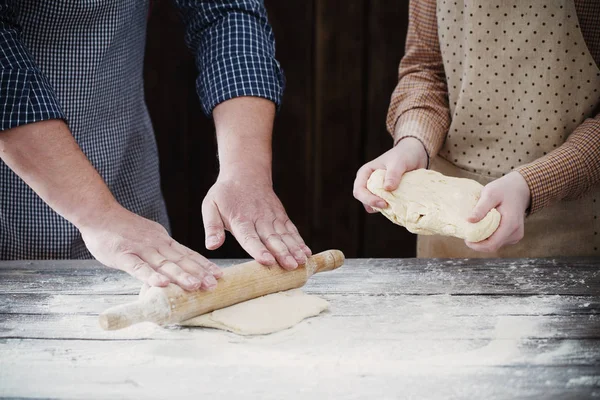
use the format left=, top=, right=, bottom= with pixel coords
left=197, top=54, right=285, bottom=116
left=516, top=144, right=587, bottom=215
left=0, top=69, right=66, bottom=131
left=391, top=112, right=447, bottom=163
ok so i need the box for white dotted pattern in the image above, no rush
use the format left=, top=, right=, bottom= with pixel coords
left=437, top=0, right=600, bottom=177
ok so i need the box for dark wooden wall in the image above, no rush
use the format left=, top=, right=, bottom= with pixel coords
left=144, top=1, right=414, bottom=259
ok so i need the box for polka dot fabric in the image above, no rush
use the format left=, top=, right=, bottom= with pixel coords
left=437, top=0, right=600, bottom=178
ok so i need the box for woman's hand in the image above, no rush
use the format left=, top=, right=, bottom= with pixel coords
left=465, top=171, right=531, bottom=252
left=353, top=137, right=428, bottom=212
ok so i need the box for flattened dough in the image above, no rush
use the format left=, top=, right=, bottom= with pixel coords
left=180, top=289, right=329, bottom=335
left=367, top=169, right=500, bottom=242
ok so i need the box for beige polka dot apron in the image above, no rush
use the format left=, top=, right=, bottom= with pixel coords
left=418, top=0, right=600, bottom=258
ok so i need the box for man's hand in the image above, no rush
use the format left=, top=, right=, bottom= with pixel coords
left=465, top=171, right=531, bottom=252
left=353, top=137, right=428, bottom=212
left=202, top=172, right=311, bottom=271
left=0, top=119, right=221, bottom=291
left=210, top=96, right=311, bottom=269
left=80, top=206, right=222, bottom=291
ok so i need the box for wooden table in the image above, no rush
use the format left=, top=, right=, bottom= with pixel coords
left=1, top=258, right=599, bottom=399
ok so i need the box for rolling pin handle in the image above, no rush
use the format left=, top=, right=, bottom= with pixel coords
left=99, top=300, right=169, bottom=331
left=311, top=249, right=345, bottom=274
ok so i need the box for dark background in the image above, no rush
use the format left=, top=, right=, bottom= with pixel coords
left=143, top=1, right=414, bottom=259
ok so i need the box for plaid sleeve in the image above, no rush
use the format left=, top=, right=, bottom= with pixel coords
left=0, top=2, right=65, bottom=131
left=174, top=0, right=285, bottom=116
left=387, top=0, right=450, bottom=161
left=516, top=113, right=600, bottom=214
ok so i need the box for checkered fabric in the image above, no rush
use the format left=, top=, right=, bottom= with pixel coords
left=387, top=0, right=600, bottom=214
left=0, top=0, right=285, bottom=259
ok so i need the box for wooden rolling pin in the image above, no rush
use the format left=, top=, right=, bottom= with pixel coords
left=99, top=249, right=345, bottom=330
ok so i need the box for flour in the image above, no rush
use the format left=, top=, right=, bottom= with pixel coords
left=566, top=376, right=600, bottom=387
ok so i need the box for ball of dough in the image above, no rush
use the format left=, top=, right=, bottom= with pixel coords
left=367, top=169, right=500, bottom=242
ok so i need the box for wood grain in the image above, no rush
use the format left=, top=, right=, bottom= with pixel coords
left=2, top=257, right=599, bottom=399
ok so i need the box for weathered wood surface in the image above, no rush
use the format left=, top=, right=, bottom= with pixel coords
left=1, top=258, right=599, bottom=399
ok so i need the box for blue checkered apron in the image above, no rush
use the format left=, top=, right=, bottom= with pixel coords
left=0, top=1, right=169, bottom=259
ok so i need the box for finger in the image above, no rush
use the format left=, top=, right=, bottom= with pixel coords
left=353, top=166, right=388, bottom=208
left=156, top=261, right=207, bottom=291
left=363, top=204, right=378, bottom=213
left=255, top=219, right=298, bottom=270
left=230, top=219, right=276, bottom=266
left=465, top=214, right=517, bottom=253
left=160, top=244, right=217, bottom=290
left=202, top=200, right=226, bottom=250
left=284, top=219, right=312, bottom=258
left=274, top=219, right=306, bottom=265
left=468, top=187, right=501, bottom=223
left=171, top=241, right=223, bottom=279
left=117, top=253, right=169, bottom=287
left=140, top=248, right=204, bottom=291
left=383, top=163, right=406, bottom=191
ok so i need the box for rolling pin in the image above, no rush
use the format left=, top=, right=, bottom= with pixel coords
left=99, top=249, right=345, bottom=330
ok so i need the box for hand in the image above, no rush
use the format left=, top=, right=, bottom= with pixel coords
left=465, top=171, right=531, bottom=252
left=353, top=137, right=428, bottom=213
left=201, top=172, right=311, bottom=271
left=79, top=205, right=222, bottom=291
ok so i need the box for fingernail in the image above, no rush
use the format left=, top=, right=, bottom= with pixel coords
left=295, top=252, right=307, bottom=264
left=207, top=235, right=220, bottom=246
left=377, top=201, right=387, bottom=208
left=203, top=275, right=218, bottom=288
left=285, top=256, right=298, bottom=268
left=211, top=266, right=223, bottom=278
left=187, top=276, right=201, bottom=287
left=263, top=253, right=275, bottom=264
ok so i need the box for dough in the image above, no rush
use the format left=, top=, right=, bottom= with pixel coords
left=367, top=169, right=500, bottom=242
left=179, top=289, right=329, bottom=335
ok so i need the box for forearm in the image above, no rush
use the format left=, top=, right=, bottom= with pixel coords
left=213, top=96, right=274, bottom=180
left=387, top=0, right=450, bottom=159
left=516, top=115, right=600, bottom=214
left=0, top=119, right=118, bottom=229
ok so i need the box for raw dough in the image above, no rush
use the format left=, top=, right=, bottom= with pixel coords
left=367, top=169, right=501, bottom=242
left=179, top=289, right=329, bottom=335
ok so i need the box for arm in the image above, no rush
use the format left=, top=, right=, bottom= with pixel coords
left=387, top=0, right=450, bottom=159
left=174, top=1, right=310, bottom=269
left=467, top=114, right=600, bottom=253
left=0, top=5, right=219, bottom=290
left=516, top=113, right=600, bottom=214
left=353, top=0, right=445, bottom=210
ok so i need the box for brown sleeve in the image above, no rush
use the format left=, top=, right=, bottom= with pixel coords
left=516, top=112, right=600, bottom=214
left=386, top=0, right=450, bottom=161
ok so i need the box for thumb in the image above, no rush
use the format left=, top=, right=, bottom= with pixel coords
left=383, top=163, right=407, bottom=191
left=202, top=200, right=226, bottom=250
left=469, top=187, right=499, bottom=223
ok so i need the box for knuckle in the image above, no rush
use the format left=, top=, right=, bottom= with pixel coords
left=204, top=224, right=223, bottom=233
left=171, top=255, right=187, bottom=265
left=131, top=261, right=149, bottom=273
left=241, top=234, right=259, bottom=246
left=156, top=258, right=170, bottom=268
left=265, top=233, right=281, bottom=242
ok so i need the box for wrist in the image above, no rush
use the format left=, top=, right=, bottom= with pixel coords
left=508, top=171, right=532, bottom=214
left=71, top=197, right=123, bottom=231
left=395, top=136, right=429, bottom=169
left=218, top=162, right=273, bottom=185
